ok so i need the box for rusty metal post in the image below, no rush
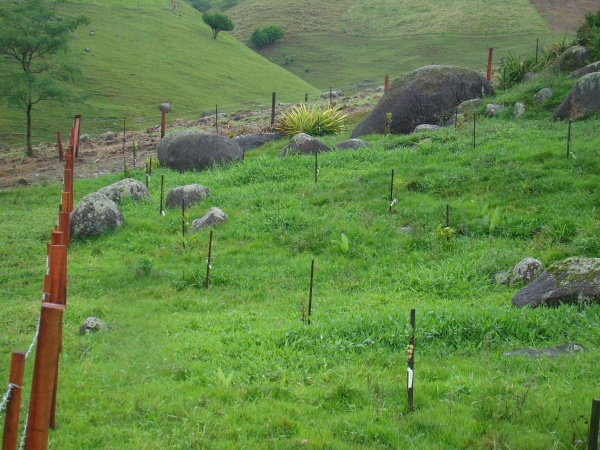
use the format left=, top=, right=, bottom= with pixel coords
left=384, top=75, right=389, bottom=92
left=161, top=109, right=166, bottom=139
left=24, top=303, right=65, bottom=450
left=486, top=48, right=493, bottom=82
left=308, top=260, right=314, bottom=325
left=407, top=309, right=415, bottom=412
left=205, top=230, right=213, bottom=289
left=2, top=351, right=25, bottom=450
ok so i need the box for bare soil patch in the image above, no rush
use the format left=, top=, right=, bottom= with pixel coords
left=530, top=0, right=600, bottom=33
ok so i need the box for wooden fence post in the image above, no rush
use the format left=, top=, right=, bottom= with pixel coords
left=56, top=132, right=63, bottom=162
left=2, top=351, right=25, bottom=450
left=24, top=303, right=65, bottom=450
left=271, top=92, right=276, bottom=129
left=161, top=109, right=166, bottom=139
left=486, top=48, right=493, bottom=82
left=589, top=399, right=600, bottom=450
left=384, top=75, right=389, bottom=92
left=72, top=115, right=81, bottom=159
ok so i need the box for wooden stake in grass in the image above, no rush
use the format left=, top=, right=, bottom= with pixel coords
left=389, top=169, right=395, bottom=213
left=2, top=351, right=25, bottom=450
left=149, top=157, right=152, bottom=177
left=161, top=109, right=166, bottom=139
left=56, top=132, right=63, bottom=161
left=454, top=108, right=458, bottom=132
left=307, top=260, right=314, bottom=325
left=407, top=308, right=415, bottom=412
left=486, top=47, right=493, bottom=82
left=473, top=114, right=476, bottom=149
left=145, top=163, right=149, bottom=188
left=160, top=175, right=165, bottom=216
left=446, top=204, right=450, bottom=228
left=122, top=117, right=126, bottom=169
left=215, top=104, right=219, bottom=135
left=588, top=398, right=600, bottom=450
left=205, top=230, right=213, bottom=289
left=329, top=87, right=332, bottom=107
left=271, top=92, right=276, bottom=129
left=384, top=75, right=389, bottom=92
left=305, top=93, right=308, bottom=103
left=314, top=151, right=318, bottom=183
left=566, top=120, right=572, bottom=159
left=535, top=38, right=539, bottom=65
left=181, top=198, right=185, bottom=238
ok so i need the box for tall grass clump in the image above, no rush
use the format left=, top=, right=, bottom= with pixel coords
left=276, top=103, right=346, bottom=136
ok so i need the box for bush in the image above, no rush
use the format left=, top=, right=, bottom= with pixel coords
left=202, top=12, right=234, bottom=40
left=284, top=54, right=295, bottom=65
left=250, top=25, right=284, bottom=48
left=275, top=104, right=346, bottom=136
left=250, top=27, right=267, bottom=47
left=576, top=9, right=600, bottom=61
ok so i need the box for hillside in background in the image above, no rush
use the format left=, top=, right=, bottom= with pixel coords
left=0, top=0, right=320, bottom=147
left=227, top=0, right=595, bottom=89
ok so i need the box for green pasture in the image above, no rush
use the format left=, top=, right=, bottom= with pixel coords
left=1, top=72, right=600, bottom=448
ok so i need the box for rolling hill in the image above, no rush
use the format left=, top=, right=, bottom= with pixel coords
left=0, top=0, right=320, bottom=147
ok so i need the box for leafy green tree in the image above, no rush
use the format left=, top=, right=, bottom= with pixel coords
left=250, top=25, right=284, bottom=48
left=0, top=0, right=90, bottom=156
left=576, top=9, right=600, bottom=61
left=202, top=12, right=234, bottom=40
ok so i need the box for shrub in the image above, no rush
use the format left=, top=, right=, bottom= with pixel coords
left=576, top=9, right=600, bottom=61
left=284, top=54, right=295, bottom=65
left=275, top=104, right=346, bottom=136
left=250, top=27, right=267, bottom=47
left=250, top=25, right=284, bottom=48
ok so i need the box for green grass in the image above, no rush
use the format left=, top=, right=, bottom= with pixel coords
left=1, top=74, right=600, bottom=448
left=227, top=0, right=559, bottom=89
left=0, top=0, right=320, bottom=147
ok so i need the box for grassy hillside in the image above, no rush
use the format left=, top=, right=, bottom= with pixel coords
left=0, top=0, right=320, bottom=147
left=1, top=73, right=600, bottom=448
left=227, top=0, right=562, bottom=89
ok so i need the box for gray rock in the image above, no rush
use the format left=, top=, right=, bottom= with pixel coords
left=486, top=103, right=505, bottom=117
left=71, top=193, right=124, bottom=240
left=79, top=133, right=90, bottom=143
left=534, top=88, right=553, bottom=103
left=97, top=178, right=149, bottom=203
left=165, top=184, right=210, bottom=209
left=554, top=45, right=591, bottom=72
left=85, top=47, right=90, bottom=52
left=279, top=133, right=329, bottom=157
left=14, top=178, right=28, bottom=186
left=512, top=257, right=600, bottom=308
left=504, top=343, right=584, bottom=359
left=232, top=132, right=283, bottom=151
left=351, top=65, right=493, bottom=137
left=553, top=72, right=600, bottom=122
left=157, top=130, right=243, bottom=172
left=569, top=61, right=600, bottom=79
left=333, top=139, right=371, bottom=150
left=362, top=88, right=375, bottom=94
left=79, top=317, right=109, bottom=334
left=191, top=207, right=228, bottom=231
left=514, top=102, right=526, bottom=118
left=159, top=102, right=171, bottom=112
left=414, top=124, right=441, bottom=132
left=90, top=31, right=94, bottom=36
left=456, top=98, right=482, bottom=114
left=498, top=258, right=545, bottom=285
left=374, top=85, right=385, bottom=92
left=494, top=270, right=510, bottom=285
left=320, top=90, right=344, bottom=99
left=523, top=71, right=537, bottom=82
left=98, top=131, right=117, bottom=141
left=399, top=226, right=414, bottom=233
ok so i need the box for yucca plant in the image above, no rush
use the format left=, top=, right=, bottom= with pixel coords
left=275, top=103, right=346, bottom=136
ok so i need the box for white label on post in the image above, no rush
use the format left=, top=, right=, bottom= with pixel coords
left=407, top=367, right=413, bottom=389
left=46, top=255, right=50, bottom=275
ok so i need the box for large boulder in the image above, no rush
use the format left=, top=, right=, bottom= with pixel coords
left=553, top=72, right=600, bottom=122
left=191, top=207, right=228, bottom=231
left=97, top=178, right=149, bottom=203
left=333, top=139, right=371, bottom=150
left=71, top=193, right=124, bottom=239
left=351, top=66, right=493, bottom=137
left=157, top=130, right=243, bottom=172
left=165, top=184, right=210, bottom=209
left=569, top=61, right=600, bottom=79
left=512, top=257, right=600, bottom=308
left=232, top=132, right=283, bottom=151
left=279, top=133, right=329, bottom=157
left=554, top=45, right=590, bottom=72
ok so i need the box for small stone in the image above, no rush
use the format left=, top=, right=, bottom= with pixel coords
left=79, top=134, right=90, bottom=143
left=79, top=317, right=108, bottom=334
left=14, top=178, right=28, bottom=186
left=90, top=31, right=94, bottom=36
left=159, top=102, right=171, bottom=112
left=191, top=207, right=228, bottom=231
left=414, top=124, right=440, bottom=132
left=534, top=88, right=553, bottom=103
left=485, top=104, right=504, bottom=117
left=514, top=102, right=526, bottom=118
left=85, top=47, right=90, bottom=52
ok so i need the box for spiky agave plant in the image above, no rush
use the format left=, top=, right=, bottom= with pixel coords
left=276, top=103, right=346, bottom=136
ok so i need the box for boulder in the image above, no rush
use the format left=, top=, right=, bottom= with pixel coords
left=71, top=193, right=124, bottom=239
left=191, top=207, right=228, bottom=231
left=374, top=85, right=385, bottom=92
left=232, top=132, right=283, bottom=151
left=495, top=258, right=545, bottom=285
left=485, top=104, right=505, bottom=117
left=158, top=102, right=171, bottom=112
left=414, top=124, right=440, bottom=132
left=514, top=102, right=526, bottom=118
left=569, top=61, right=600, bottom=79
left=553, top=72, right=600, bottom=122
left=512, top=257, right=600, bottom=308
left=97, top=178, right=149, bottom=203
left=456, top=98, right=482, bottom=114
left=165, top=184, right=210, bottom=209
left=157, top=130, right=243, bottom=172
left=321, top=90, right=344, bottom=99
left=333, top=139, right=371, bottom=150
left=98, top=131, right=117, bottom=141
left=351, top=65, right=494, bottom=137
left=79, top=317, right=109, bottom=335
left=534, top=88, right=553, bottom=103
left=279, top=133, right=329, bottom=157
left=554, top=45, right=591, bottom=72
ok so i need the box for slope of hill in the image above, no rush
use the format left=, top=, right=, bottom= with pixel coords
left=226, top=0, right=579, bottom=88
left=0, top=0, right=320, bottom=147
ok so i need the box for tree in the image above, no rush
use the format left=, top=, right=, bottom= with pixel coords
left=202, top=12, right=233, bottom=40
left=250, top=25, right=284, bottom=48
left=0, top=0, right=90, bottom=156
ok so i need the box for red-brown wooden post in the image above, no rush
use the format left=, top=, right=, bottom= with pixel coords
left=2, top=351, right=25, bottom=450
left=161, top=109, right=166, bottom=139
left=56, top=132, right=63, bottom=161
left=384, top=75, right=389, bottom=92
left=24, top=303, right=65, bottom=450
left=487, top=48, right=493, bottom=82
left=72, top=115, right=81, bottom=158
left=47, top=243, right=67, bottom=307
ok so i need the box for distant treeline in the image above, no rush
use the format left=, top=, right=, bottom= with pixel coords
left=185, top=0, right=241, bottom=12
